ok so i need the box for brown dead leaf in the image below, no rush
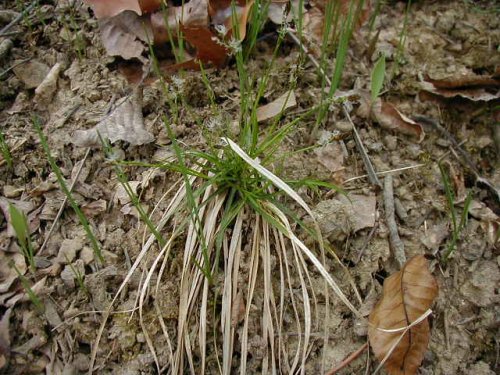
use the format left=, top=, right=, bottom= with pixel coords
left=84, top=0, right=162, bottom=18
left=180, top=24, right=229, bottom=67
left=359, top=96, right=425, bottom=142
left=368, top=255, right=438, bottom=375
left=81, top=200, right=107, bottom=217
left=419, top=71, right=500, bottom=102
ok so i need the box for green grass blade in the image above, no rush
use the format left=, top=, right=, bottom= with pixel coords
left=33, top=116, right=104, bottom=264
left=371, top=53, right=386, bottom=102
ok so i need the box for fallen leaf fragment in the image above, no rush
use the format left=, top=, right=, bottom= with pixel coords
left=98, top=11, right=153, bottom=60
left=12, top=60, right=50, bottom=89
left=359, top=97, right=425, bottom=142
left=114, top=181, right=142, bottom=206
left=84, top=0, right=161, bottom=18
left=419, top=71, right=500, bottom=102
left=368, top=255, right=438, bottom=375
left=73, top=89, right=154, bottom=147
left=209, top=0, right=254, bottom=40
left=180, top=24, right=228, bottom=67
left=34, top=62, right=62, bottom=106
left=0, top=308, right=12, bottom=370
left=256, top=90, right=296, bottom=122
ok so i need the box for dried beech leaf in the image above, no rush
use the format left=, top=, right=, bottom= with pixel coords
left=209, top=0, right=254, bottom=40
left=73, top=90, right=154, bottom=147
left=368, top=255, right=438, bottom=375
left=98, top=11, right=153, bottom=60
left=359, top=97, right=425, bottom=142
left=419, top=72, right=500, bottom=102
left=180, top=24, right=229, bottom=67
left=84, top=0, right=161, bottom=18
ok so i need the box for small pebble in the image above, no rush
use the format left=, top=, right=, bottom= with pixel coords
left=384, top=135, right=398, bottom=151
left=56, top=239, right=83, bottom=264
left=3, top=185, right=23, bottom=198
left=79, top=246, right=94, bottom=265
left=334, top=120, right=353, bottom=132
left=72, top=353, right=90, bottom=372
left=0, top=39, right=13, bottom=60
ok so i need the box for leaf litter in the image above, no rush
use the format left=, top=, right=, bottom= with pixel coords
left=0, top=0, right=499, bottom=374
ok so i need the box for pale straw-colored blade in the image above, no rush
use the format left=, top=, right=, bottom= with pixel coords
left=240, top=215, right=261, bottom=374
left=264, top=202, right=361, bottom=318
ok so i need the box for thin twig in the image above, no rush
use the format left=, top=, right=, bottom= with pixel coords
left=384, top=174, right=406, bottom=268
left=325, top=342, right=369, bottom=375
left=343, top=163, right=425, bottom=184
left=346, top=108, right=382, bottom=187
left=444, top=310, right=450, bottom=351
left=356, top=219, right=379, bottom=263
left=0, top=1, right=38, bottom=37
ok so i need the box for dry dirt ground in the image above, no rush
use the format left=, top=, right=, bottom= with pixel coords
left=0, top=1, right=499, bottom=374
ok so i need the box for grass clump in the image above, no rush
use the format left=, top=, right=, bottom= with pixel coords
left=89, top=4, right=362, bottom=374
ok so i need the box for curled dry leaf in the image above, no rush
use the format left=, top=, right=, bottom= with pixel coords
left=73, top=89, right=154, bottom=147
left=84, top=0, right=162, bottom=18
left=419, top=70, right=500, bottom=102
left=368, top=255, right=438, bottom=375
left=358, top=96, right=425, bottom=142
left=98, top=11, right=153, bottom=60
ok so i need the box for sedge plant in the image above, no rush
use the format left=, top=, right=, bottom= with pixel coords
left=89, top=5, right=361, bottom=375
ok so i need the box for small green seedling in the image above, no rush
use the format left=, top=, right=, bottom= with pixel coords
left=439, top=163, right=473, bottom=261
left=9, top=203, right=36, bottom=272
left=65, top=256, right=88, bottom=295
left=371, top=53, right=386, bottom=103
left=10, top=260, right=44, bottom=313
left=0, top=130, right=12, bottom=169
